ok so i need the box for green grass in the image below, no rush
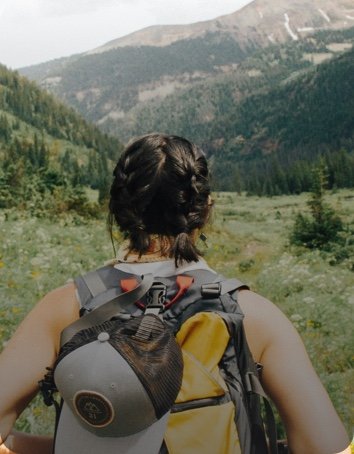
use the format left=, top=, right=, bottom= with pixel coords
left=0, top=190, right=353, bottom=437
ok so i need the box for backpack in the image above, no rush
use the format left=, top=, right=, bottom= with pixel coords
left=40, top=264, right=284, bottom=454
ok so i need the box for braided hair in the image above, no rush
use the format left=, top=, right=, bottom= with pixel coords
left=108, top=133, right=211, bottom=265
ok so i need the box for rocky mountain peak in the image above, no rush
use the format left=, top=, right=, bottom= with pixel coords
left=87, top=0, right=354, bottom=54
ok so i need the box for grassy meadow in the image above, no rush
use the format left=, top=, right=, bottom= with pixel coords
left=0, top=190, right=353, bottom=437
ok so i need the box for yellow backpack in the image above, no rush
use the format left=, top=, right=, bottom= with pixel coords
left=165, top=311, right=242, bottom=453
left=41, top=266, right=281, bottom=454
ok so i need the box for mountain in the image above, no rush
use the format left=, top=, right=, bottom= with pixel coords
left=108, top=45, right=354, bottom=194
left=16, top=0, right=354, bottom=195
left=209, top=47, right=354, bottom=193
left=0, top=65, right=122, bottom=213
left=19, top=0, right=354, bottom=132
left=88, top=0, right=354, bottom=52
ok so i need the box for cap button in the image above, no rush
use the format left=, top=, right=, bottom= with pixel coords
left=98, top=332, right=110, bottom=342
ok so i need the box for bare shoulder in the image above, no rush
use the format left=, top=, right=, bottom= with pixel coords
left=0, top=282, right=81, bottom=424
left=237, top=290, right=350, bottom=453
left=35, top=282, right=79, bottom=321
left=37, top=281, right=79, bottom=318
left=237, top=289, right=295, bottom=363
left=12, top=282, right=80, bottom=356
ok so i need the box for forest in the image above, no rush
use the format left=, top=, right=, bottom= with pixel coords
left=119, top=47, right=354, bottom=194
left=0, top=65, right=122, bottom=214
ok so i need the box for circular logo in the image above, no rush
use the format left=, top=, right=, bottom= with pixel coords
left=73, top=391, right=115, bottom=428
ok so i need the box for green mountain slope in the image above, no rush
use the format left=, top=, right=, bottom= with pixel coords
left=23, top=32, right=256, bottom=121
left=19, top=1, right=354, bottom=137
left=0, top=65, right=122, bottom=213
left=16, top=11, right=354, bottom=195
left=117, top=46, right=354, bottom=193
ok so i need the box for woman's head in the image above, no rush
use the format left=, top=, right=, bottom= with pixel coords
left=108, top=133, right=211, bottom=265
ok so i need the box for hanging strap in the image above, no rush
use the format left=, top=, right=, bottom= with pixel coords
left=60, top=274, right=153, bottom=347
left=245, top=372, right=278, bottom=454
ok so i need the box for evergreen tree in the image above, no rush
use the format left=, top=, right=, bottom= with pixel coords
left=290, top=162, right=343, bottom=249
left=0, top=115, right=11, bottom=142
left=97, top=154, right=110, bottom=204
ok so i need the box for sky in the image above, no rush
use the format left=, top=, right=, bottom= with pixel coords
left=0, top=0, right=253, bottom=69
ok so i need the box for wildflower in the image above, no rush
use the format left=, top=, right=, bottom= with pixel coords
left=303, top=296, right=315, bottom=304
left=33, top=407, right=42, bottom=417
left=31, top=257, right=43, bottom=266
left=306, top=319, right=321, bottom=329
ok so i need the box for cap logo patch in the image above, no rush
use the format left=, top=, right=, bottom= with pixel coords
left=74, top=391, right=114, bottom=428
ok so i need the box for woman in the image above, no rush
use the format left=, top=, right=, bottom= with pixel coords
left=0, top=133, right=350, bottom=454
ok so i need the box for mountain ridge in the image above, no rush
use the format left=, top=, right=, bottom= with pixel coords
left=85, top=0, right=354, bottom=53
left=13, top=0, right=354, bottom=195
left=19, top=0, right=354, bottom=133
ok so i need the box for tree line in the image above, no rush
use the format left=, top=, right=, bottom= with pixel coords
left=213, top=148, right=354, bottom=195
left=0, top=64, right=122, bottom=215
left=0, top=65, right=122, bottom=160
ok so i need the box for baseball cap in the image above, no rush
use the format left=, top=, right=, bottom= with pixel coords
left=53, top=314, right=183, bottom=453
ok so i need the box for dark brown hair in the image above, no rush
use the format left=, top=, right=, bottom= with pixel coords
left=108, top=133, right=211, bottom=265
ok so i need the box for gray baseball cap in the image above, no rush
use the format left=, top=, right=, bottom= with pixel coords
left=53, top=314, right=183, bottom=453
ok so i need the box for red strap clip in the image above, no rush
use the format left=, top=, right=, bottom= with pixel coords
left=164, top=275, right=194, bottom=309
left=120, top=278, right=145, bottom=309
left=120, top=275, right=194, bottom=310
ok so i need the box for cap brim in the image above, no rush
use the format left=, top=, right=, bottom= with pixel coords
left=54, top=403, right=169, bottom=454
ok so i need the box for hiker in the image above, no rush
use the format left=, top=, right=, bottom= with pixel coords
left=0, top=133, right=350, bottom=454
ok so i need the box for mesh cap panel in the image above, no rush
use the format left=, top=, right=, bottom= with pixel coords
left=55, top=314, right=183, bottom=419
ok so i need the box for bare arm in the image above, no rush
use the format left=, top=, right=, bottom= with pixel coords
left=0, top=431, right=53, bottom=454
left=238, top=290, right=350, bottom=454
left=0, top=283, right=79, bottom=454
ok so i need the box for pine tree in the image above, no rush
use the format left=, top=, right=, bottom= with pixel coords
left=290, top=161, right=343, bottom=249
left=0, top=115, right=11, bottom=142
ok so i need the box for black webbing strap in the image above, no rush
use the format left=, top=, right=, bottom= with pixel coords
left=245, top=372, right=278, bottom=454
left=263, top=397, right=278, bottom=454
left=60, top=274, right=153, bottom=347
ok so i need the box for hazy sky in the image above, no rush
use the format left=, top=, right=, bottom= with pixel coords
left=0, top=0, right=253, bottom=69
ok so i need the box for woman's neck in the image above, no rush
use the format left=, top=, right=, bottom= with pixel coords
left=116, top=236, right=172, bottom=263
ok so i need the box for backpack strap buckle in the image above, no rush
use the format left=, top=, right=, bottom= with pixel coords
left=201, top=278, right=249, bottom=299
left=145, top=282, right=167, bottom=315
left=201, top=282, right=221, bottom=298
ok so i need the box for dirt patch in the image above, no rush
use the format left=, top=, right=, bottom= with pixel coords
left=326, top=42, right=352, bottom=52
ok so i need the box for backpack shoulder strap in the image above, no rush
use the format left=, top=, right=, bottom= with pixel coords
left=200, top=276, right=248, bottom=300
left=218, top=293, right=279, bottom=454
left=61, top=271, right=153, bottom=347
left=80, top=269, right=107, bottom=297
left=75, top=265, right=142, bottom=313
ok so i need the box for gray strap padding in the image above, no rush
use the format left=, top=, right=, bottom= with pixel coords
left=82, top=270, right=107, bottom=297
left=85, top=286, right=141, bottom=312
left=60, top=274, right=153, bottom=347
left=220, top=278, right=249, bottom=295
